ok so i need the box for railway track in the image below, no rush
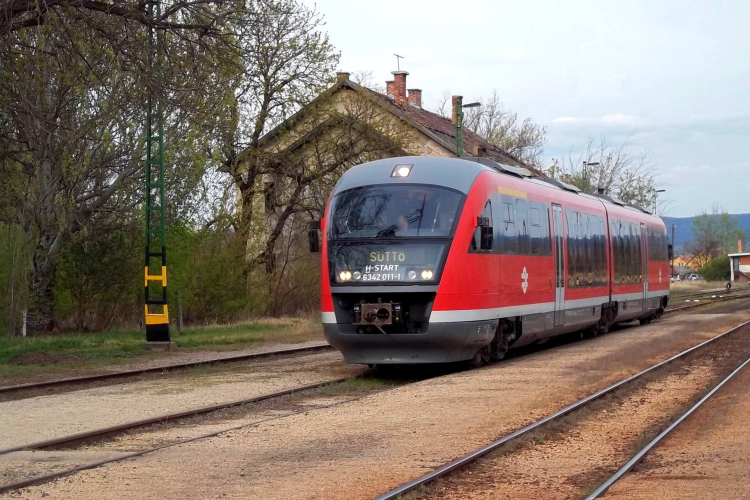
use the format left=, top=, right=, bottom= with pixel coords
left=0, top=376, right=364, bottom=494
left=3, top=299, right=749, bottom=495
left=6, top=290, right=748, bottom=399
left=0, top=342, right=333, bottom=396
left=371, top=317, right=750, bottom=500
left=584, top=355, right=750, bottom=499
left=664, top=289, right=750, bottom=314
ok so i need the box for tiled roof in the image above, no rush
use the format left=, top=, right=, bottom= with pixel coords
left=359, top=85, right=528, bottom=169
left=254, top=79, right=535, bottom=174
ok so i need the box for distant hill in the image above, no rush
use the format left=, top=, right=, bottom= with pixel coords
left=661, top=213, right=750, bottom=252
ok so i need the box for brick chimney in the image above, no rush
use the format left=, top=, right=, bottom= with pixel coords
left=336, top=71, right=350, bottom=82
left=391, top=70, right=408, bottom=104
left=385, top=80, right=395, bottom=98
left=451, top=95, right=463, bottom=124
left=407, top=89, right=422, bottom=107
left=740, top=239, right=744, bottom=253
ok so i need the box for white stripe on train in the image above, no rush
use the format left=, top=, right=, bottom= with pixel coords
left=321, top=290, right=669, bottom=324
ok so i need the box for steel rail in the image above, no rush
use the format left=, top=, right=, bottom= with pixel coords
left=0, top=388, right=365, bottom=496
left=585, top=354, right=750, bottom=499
left=4, top=291, right=747, bottom=398
left=372, top=318, right=750, bottom=500
left=0, top=376, right=348, bottom=457
left=664, top=290, right=750, bottom=314
left=0, top=342, right=332, bottom=395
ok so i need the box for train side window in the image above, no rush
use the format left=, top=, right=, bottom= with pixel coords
left=470, top=200, right=493, bottom=252
left=501, top=198, right=518, bottom=254
left=584, top=214, right=593, bottom=285
left=516, top=199, right=529, bottom=254
left=612, top=220, right=621, bottom=284
left=599, top=218, right=607, bottom=285
left=530, top=205, right=541, bottom=255
left=566, top=209, right=577, bottom=287
left=543, top=206, right=552, bottom=255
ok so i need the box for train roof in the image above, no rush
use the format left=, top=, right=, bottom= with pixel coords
left=332, top=156, right=661, bottom=223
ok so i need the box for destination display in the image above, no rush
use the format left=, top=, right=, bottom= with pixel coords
left=330, top=243, right=447, bottom=283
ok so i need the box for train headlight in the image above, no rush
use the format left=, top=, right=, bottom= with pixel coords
left=339, top=270, right=352, bottom=281
left=352, top=271, right=361, bottom=280
left=391, top=164, right=413, bottom=178
left=407, top=270, right=417, bottom=280
left=421, top=270, right=434, bottom=280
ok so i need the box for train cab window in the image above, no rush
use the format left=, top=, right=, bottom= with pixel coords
left=470, top=200, right=493, bottom=252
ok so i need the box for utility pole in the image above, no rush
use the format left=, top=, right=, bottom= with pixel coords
left=582, top=161, right=599, bottom=193
left=454, top=98, right=480, bottom=157
left=653, top=188, right=666, bottom=214
left=143, top=0, right=170, bottom=343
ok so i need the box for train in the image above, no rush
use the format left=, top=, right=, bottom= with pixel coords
left=309, top=156, right=671, bottom=366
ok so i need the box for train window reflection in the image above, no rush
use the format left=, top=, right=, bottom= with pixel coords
left=329, top=185, right=463, bottom=239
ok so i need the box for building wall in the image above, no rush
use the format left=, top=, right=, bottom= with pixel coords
left=730, top=254, right=750, bottom=283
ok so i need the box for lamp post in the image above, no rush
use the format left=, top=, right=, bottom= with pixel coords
left=653, top=188, right=666, bottom=214
left=582, top=161, right=600, bottom=192
left=455, top=98, right=481, bottom=157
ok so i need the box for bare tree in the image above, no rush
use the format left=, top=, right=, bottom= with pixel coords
left=434, top=90, right=546, bottom=167
left=552, top=135, right=657, bottom=208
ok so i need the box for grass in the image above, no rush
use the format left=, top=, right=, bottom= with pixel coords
left=0, top=317, right=323, bottom=381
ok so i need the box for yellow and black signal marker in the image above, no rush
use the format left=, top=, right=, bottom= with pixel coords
left=143, top=0, right=170, bottom=342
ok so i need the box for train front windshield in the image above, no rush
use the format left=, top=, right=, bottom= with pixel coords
left=328, top=185, right=463, bottom=284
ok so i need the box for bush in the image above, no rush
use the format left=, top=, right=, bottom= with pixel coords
left=699, top=256, right=730, bottom=281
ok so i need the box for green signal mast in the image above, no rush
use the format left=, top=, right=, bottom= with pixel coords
left=143, top=0, right=170, bottom=342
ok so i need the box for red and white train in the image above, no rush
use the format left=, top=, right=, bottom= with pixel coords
left=310, top=157, right=671, bottom=366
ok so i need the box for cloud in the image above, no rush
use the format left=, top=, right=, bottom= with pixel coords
left=601, top=113, right=640, bottom=125
left=551, top=114, right=643, bottom=127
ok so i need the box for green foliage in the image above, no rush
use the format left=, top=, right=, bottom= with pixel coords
left=689, top=205, right=746, bottom=260
left=0, top=318, right=322, bottom=378
left=699, top=257, right=731, bottom=281
left=0, top=224, right=29, bottom=335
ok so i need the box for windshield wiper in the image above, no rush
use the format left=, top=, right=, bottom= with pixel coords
left=375, top=225, right=398, bottom=238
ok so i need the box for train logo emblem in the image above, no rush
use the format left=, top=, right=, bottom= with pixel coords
left=521, top=267, right=529, bottom=294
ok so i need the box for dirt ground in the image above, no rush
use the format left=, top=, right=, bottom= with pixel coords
left=406, top=322, right=750, bottom=500
left=602, top=355, right=750, bottom=500
left=0, top=351, right=356, bottom=451
left=4, top=305, right=749, bottom=500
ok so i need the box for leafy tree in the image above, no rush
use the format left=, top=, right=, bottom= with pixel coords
left=699, top=257, right=731, bottom=282
left=0, top=0, right=249, bottom=332
left=688, top=205, right=746, bottom=266
left=549, top=135, right=657, bottom=208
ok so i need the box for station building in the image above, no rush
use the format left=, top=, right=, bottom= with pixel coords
left=729, top=250, right=750, bottom=284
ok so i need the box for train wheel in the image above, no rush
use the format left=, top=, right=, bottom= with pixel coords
left=470, top=345, right=491, bottom=368
left=492, top=333, right=509, bottom=361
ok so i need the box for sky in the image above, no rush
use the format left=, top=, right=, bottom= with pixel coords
left=308, top=0, right=749, bottom=217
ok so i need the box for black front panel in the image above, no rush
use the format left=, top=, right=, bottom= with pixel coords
left=332, top=292, right=435, bottom=334
left=329, top=241, right=449, bottom=285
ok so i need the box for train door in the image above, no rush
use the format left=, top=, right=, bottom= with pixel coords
left=641, top=223, right=648, bottom=308
left=552, top=204, right=565, bottom=326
